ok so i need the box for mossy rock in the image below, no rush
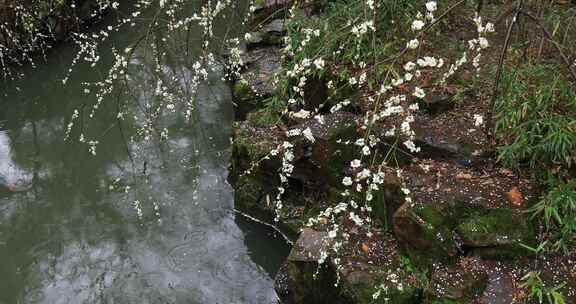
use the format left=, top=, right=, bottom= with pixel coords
left=314, top=117, right=359, bottom=184
left=393, top=202, right=460, bottom=264
left=232, top=80, right=262, bottom=121
left=456, top=208, right=537, bottom=259
left=246, top=108, right=281, bottom=127
left=342, top=266, right=423, bottom=304
left=231, top=121, right=280, bottom=172
left=368, top=174, right=405, bottom=231
left=283, top=261, right=351, bottom=304
left=391, top=199, right=530, bottom=264
left=233, top=79, right=259, bottom=102
left=280, top=230, right=423, bottom=304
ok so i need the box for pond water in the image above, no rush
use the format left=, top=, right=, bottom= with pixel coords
left=0, top=3, right=289, bottom=304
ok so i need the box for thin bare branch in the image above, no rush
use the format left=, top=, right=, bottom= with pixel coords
left=485, top=0, right=524, bottom=144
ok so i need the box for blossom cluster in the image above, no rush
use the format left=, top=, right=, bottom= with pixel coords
left=236, top=1, right=499, bottom=295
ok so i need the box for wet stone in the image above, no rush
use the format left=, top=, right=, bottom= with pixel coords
left=246, top=18, right=286, bottom=49
left=479, top=261, right=516, bottom=304
left=426, top=260, right=489, bottom=303
left=278, top=231, right=424, bottom=304
left=412, top=128, right=482, bottom=165
left=302, top=76, right=329, bottom=112
left=262, top=18, right=286, bottom=33
left=288, top=228, right=331, bottom=262
left=418, top=89, right=455, bottom=115
left=278, top=228, right=346, bottom=304
left=239, top=46, right=282, bottom=97
left=252, top=0, right=293, bottom=24
left=245, top=20, right=285, bottom=48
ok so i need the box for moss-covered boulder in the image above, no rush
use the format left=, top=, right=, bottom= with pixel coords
left=341, top=263, right=423, bottom=304
left=232, top=79, right=262, bottom=121
left=391, top=195, right=536, bottom=262
left=392, top=202, right=460, bottom=263
left=456, top=208, right=537, bottom=259
left=277, top=230, right=423, bottom=304
left=367, top=173, right=405, bottom=231
left=304, top=113, right=358, bottom=184
left=230, top=122, right=280, bottom=174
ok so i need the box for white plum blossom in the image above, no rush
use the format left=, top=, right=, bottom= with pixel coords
left=485, top=22, right=495, bottom=33
left=350, top=159, right=362, bottom=168
left=404, top=73, right=414, bottom=81
left=417, top=56, right=438, bottom=67
left=286, top=128, right=302, bottom=137
left=413, top=87, right=426, bottom=98
left=356, top=169, right=371, bottom=180
left=362, top=146, right=371, bottom=155
left=426, top=1, right=437, bottom=12
left=411, top=20, right=425, bottom=31
left=473, top=114, right=484, bottom=127
left=351, top=20, right=375, bottom=37
left=407, top=39, right=420, bottom=49
left=404, top=139, right=420, bottom=153
left=392, top=78, right=404, bottom=86
left=478, top=37, right=489, bottom=49
left=366, top=0, right=375, bottom=10
left=404, top=61, right=416, bottom=71
left=302, top=127, right=315, bottom=142
left=291, top=109, right=311, bottom=119
left=349, top=212, right=363, bottom=226
left=342, top=177, right=353, bottom=186
left=328, top=229, right=338, bottom=238
left=314, top=58, right=325, bottom=70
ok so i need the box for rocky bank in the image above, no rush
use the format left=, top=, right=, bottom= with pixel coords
left=228, top=1, right=576, bottom=303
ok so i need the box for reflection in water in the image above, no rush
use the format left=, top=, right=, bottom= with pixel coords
left=0, top=14, right=287, bottom=304
left=0, top=131, right=31, bottom=191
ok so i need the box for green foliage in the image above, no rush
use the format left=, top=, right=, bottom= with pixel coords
left=529, top=178, right=576, bottom=251
left=541, top=7, right=576, bottom=55
left=248, top=99, right=283, bottom=127
left=398, top=254, right=429, bottom=286
left=520, top=271, right=566, bottom=304
left=495, top=63, right=576, bottom=250
left=495, top=64, right=576, bottom=169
